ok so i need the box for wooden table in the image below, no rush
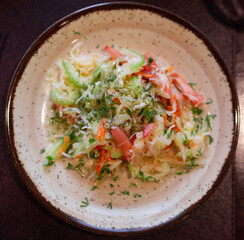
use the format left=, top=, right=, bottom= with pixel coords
left=0, top=0, right=242, bottom=239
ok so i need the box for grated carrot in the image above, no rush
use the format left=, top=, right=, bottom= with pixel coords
left=58, top=136, right=70, bottom=157
left=164, top=114, right=167, bottom=124
left=96, top=118, right=107, bottom=141
left=96, top=149, right=105, bottom=175
left=73, top=153, right=84, bottom=159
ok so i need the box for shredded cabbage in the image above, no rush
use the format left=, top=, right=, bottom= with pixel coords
left=44, top=43, right=215, bottom=183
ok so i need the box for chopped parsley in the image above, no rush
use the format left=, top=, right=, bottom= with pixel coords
left=107, top=202, right=113, bottom=209
left=188, top=82, right=197, bottom=88
left=66, top=162, right=84, bottom=177
left=134, top=193, right=142, bottom=198
left=90, top=186, right=98, bottom=191
left=176, top=171, right=184, bottom=175
left=80, top=197, right=89, bottom=207
left=120, top=190, right=130, bottom=195
left=143, top=109, right=157, bottom=122
left=196, top=149, right=202, bottom=156
left=205, top=114, right=216, bottom=130
left=148, top=57, right=154, bottom=66
left=205, top=98, right=213, bottom=104
left=137, top=170, right=158, bottom=182
left=40, top=148, right=45, bottom=154
left=110, top=183, right=114, bottom=188
left=191, top=107, right=203, bottom=115
left=109, top=191, right=115, bottom=196
left=96, top=44, right=100, bottom=49
left=130, top=182, right=138, bottom=188
left=73, top=31, right=80, bottom=35
left=66, top=162, right=75, bottom=170
left=113, top=176, right=118, bottom=182
left=190, top=157, right=198, bottom=167
left=207, top=134, right=214, bottom=144
left=89, top=138, right=96, bottom=144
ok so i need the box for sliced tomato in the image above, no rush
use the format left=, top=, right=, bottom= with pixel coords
left=142, top=52, right=157, bottom=73
left=143, top=123, right=159, bottom=138
left=104, top=45, right=122, bottom=59
left=111, top=127, right=132, bottom=161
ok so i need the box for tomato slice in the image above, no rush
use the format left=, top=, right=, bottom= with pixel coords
left=111, top=127, right=133, bottom=161
left=142, top=52, right=157, bottom=73
left=143, top=123, right=159, bottom=138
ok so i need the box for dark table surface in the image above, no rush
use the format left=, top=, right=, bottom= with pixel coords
left=0, top=0, right=243, bottom=239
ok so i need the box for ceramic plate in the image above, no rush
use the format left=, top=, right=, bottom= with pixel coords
left=6, top=2, right=239, bottom=236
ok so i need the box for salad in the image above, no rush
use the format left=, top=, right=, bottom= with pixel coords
left=43, top=42, right=215, bottom=182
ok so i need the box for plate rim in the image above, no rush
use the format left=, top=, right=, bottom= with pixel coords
left=5, top=1, right=239, bottom=236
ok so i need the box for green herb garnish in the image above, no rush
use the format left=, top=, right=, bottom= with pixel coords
left=188, top=82, right=197, bottom=88
left=205, top=114, right=216, bottom=130
left=80, top=197, right=89, bottom=207
left=205, top=98, right=213, bottom=104
left=134, top=193, right=142, bottom=198
left=107, top=202, right=113, bottom=209
left=120, top=190, right=130, bottom=195
left=113, top=176, right=118, bottom=182
left=89, top=138, right=96, bottom=144
left=90, top=186, right=98, bottom=191
left=191, top=107, right=203, bottom=115
left=148, top=57, right=154, bottom=66
left=207, top=134, right=214, bottom=144
left=130, top=182, right=138, bottom=188
left=40, top=148, right=45, bottom=154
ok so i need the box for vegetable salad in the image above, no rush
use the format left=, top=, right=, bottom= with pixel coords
left=43, top=42, right=215, bottom=182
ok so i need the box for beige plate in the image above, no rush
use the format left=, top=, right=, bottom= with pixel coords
left=6, top=2, right=239, bottom=236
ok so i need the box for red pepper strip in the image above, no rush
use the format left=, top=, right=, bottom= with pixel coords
left=96, top=118, right=106, bottom=141
left=175, top=104, right=182, bottom=117
left=171, top=73, right=204, bottom=106
left=96, top=149, right=105, bottom=175
left=104, top=45, right=122, bottom=59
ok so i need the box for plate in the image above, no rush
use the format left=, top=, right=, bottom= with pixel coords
left=5, top=2, right=239, bottom=236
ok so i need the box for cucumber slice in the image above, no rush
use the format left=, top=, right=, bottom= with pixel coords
left=72, top=134, right=84, bottom=157
left=130, top=76, right=143, bottom=97
left=51, top=87, right=80, bottom=105
left=44, top=131, right=75, bottom=166
left=62, top=60, right=88, bottom=90
left=111, top=148, right=123, bottom=159
left=120, top=48, right=145, bottom=75
left=44, top=138, right=64, bottom=166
